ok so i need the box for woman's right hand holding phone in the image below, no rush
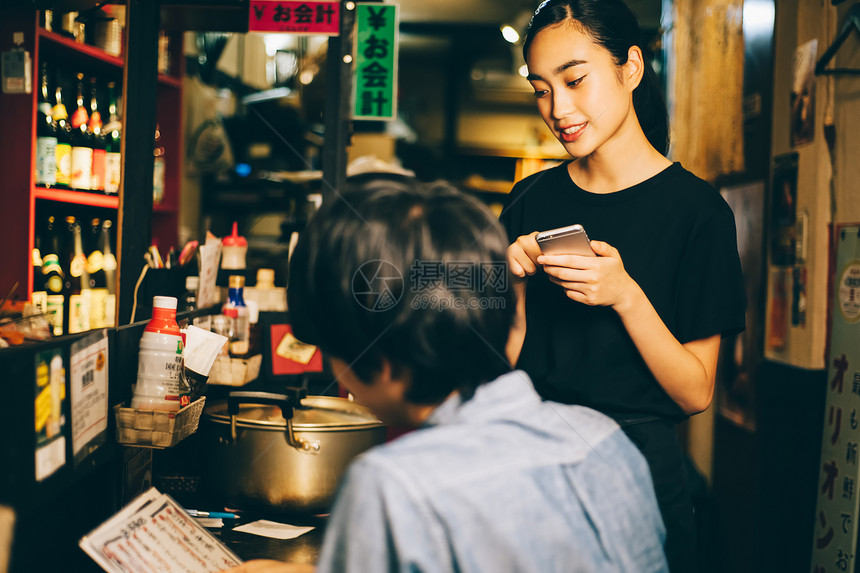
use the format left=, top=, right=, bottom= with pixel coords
left=507, top=232, right=543, bottom=280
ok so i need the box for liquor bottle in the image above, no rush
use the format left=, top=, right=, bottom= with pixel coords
left=104, top=82, right=122, bottom=195
left=88, top=77, right=106, bottom=193
left=35, top=61, right=58, bottom=188
left=102, top=220, right=117, bottom=327
left=153, top=124, right=165, bottom=204
left=42, top=215, right=65, bottom=336
left=86, top=218, right=109, bottom=328
left=69, top=73, right=93, bottom=191
left=53, top=71, right=72, bottom=188
left=64, top=216, right=91, bottom=334
left=31, top=222, right=47, bottom=314
left=222, top=275, right=250, bottom=357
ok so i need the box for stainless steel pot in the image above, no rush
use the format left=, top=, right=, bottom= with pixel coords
left=201, top=390, right=386, bottom=514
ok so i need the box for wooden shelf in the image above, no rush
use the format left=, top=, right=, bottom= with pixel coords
left=37, top=27, right=124, bottom=68
left=34, top=187, right=119, bottom=208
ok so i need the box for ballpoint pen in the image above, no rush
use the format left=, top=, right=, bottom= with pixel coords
left=185, top=510, right=240, bottom=519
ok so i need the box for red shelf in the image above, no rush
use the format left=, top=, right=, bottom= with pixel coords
left=158, top=74, right=182, bottom=88
left=153, top=203, right=178, bottom=214
left=37, top=27, right=124, bottom=67
left=34, top=187, right=119, bottom=208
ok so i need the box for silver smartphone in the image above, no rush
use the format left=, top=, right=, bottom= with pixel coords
left=535, top=224, right=596, bottom=256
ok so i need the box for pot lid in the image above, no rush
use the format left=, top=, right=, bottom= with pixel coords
left=204, top=395, right=383, bottom=429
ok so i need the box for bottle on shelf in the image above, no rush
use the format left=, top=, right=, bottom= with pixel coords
left=132, top=296, right=189, bottom=411
left=42, top=215, right=65, bottom=336
left=53, top=70, right=72, bottom=188
left=103, top=81, right=122, bottom=195
left=31, top=222, right=47, bottom=314
left=86, top=218, right=109, bottom=329
left=88, top=77, right=106, bottom=193
left=222, top=275, right=250, bottom=358
left=39, top=10, right=54, bottom=32
left=35, top=61, right=58, bottom=188
left=64, top=216, right=90, bottom=334
left=158, top=30, right=170, bottom=75
left=70, top=72, right=93, bottom=191
left=56, top=11, right=79, bottom=40
left=101, top=220, right=117, bottom=327
left=153, top=123, right=165, bottom=204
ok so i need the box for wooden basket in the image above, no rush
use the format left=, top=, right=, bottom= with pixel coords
left=207, top=354, right=262, bottom=387
left=114, top=397, right=206, bottom=449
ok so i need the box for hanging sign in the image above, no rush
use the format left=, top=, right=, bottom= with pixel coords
left=353, top=3, right=398, bottom=121
left=249, top=1, right=341, bottom=35
left=811, top=225, right=860, bottom=572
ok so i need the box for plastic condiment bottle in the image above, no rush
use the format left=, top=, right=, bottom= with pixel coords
left=221, top=221, right=247, bottom=271
left=223, top=275, right=249, bottom=357
left=131, top=296, right=189, bottom=411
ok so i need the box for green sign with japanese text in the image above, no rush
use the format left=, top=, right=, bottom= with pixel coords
left=353, top=3, right=398, bottom=120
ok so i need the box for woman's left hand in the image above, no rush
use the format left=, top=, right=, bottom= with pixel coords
left=536, top=240, right=638, bottom=310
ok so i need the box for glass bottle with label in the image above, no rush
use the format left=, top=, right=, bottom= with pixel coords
left=103, top=82, right=122, bottom=195
left=153, top=123, right=165, bottom=204
left=88, top=77, right=106, bottom=193
left=64, top=216, right=90, bottom=334
left=53, top=71, right=72, bottom=188
left=86, top=218, right=109, bottom=328
left=31, top=222, right=47, bottom=314
left=36, top=61, right=57, bottom=188
left=69, top=72, right=92, bottom=191
left=101, top=219, right=117, bottom=327
left=42, top=215, right=65, bottom=336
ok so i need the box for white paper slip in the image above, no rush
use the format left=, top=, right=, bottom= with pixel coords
left=233, top=520, right=315, bottom=540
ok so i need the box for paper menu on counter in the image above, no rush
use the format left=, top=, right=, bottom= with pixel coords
left=80, top=487, right=243, bottom=573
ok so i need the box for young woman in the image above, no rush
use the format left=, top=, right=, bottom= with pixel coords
left=500, top=1, right=746, bottom=571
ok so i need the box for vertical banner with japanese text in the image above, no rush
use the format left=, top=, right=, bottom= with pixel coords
left=353, top=3, right=398, bottom=120
left=812, top=225, right=860, bottom=572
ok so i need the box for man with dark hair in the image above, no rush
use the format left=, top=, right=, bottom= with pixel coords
left=223, top=180, right=667, bottom=573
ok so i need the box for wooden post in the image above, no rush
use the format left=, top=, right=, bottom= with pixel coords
left=321, top=0, right=356, bottom=203
left=118, top=0, right=160, bottom=325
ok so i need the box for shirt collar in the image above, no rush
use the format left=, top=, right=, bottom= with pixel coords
left=424, top=370, right=540, bottom=427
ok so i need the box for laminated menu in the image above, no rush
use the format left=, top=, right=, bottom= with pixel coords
left=79, top=487, right=242, bottom=572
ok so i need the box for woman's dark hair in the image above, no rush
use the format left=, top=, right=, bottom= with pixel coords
left=523, top=0, right=669, bottom=155
left=288, top=179, right=516, bottom=405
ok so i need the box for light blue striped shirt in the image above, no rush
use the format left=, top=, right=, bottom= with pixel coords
left=316, top=370, right=668, bottom=573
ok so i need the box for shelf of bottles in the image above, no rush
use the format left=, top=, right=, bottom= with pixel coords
left=35, top=61, right=123, bottom=200
left=33, top=207, right=118, bottom=336
left=27, top=10, right=183, bottom=336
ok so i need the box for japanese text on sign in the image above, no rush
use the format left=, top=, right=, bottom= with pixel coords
left=353, top=3, right=398, bottom=120
left=811, top=225, right=860, bottom=572
left=249, top=1, right=340, bottom=35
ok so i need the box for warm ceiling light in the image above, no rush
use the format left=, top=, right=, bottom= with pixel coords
left=501, top=25, right=520, bottom=44
left=518, top=64, right=529, bottom=77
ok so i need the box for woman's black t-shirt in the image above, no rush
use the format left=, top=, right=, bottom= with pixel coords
left=500, top=162, right=746, bottom=422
